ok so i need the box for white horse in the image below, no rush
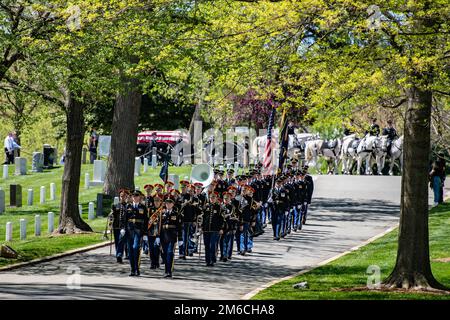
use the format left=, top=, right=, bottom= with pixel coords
left=372, top=135, right=389, bottom=175
left=340, top=134, right=360, bottom=174
left=251, top=134, right=279, bottom=164
left=387, top=136, right=404, bottom=175
left=356, top=135, right=379, bottom=175
left=252, top=132, right=316, bottom=164
left=305, top=138, right=342, bottom=174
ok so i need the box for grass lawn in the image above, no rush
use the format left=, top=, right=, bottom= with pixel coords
left=253, top=201, right=450, bottom=300
left=0, top=162, right=191, bottom=267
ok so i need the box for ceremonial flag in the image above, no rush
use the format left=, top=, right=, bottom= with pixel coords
left=278, top=108, right=289, bottom=174
left=263, top=107, right=276, bottom=176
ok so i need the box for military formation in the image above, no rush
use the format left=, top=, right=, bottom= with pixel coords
left=108, top=162, right=314, bottom=278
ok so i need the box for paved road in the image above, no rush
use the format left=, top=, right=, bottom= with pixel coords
left=0, top=176, right=436, bottom=300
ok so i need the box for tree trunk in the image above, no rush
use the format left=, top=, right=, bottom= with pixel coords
left=57, top=94, right=92, bottom=233
left=103, top=75, right=142, bottom=196
left=383, top=86, right=445, bottom=290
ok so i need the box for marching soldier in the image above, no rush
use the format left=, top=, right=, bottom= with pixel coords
left=159, top=196, right=183, bottom=278
left=302, top=166, right=314, bottom=224
left=200, top=191, right=225, bottom=266
left=215, top=170, right=228, bottom=197
left=239, top=185, right=258, bottom=255
left=142, top=184, right=154, bottom=255
left=178, top=184, right=199, bottom=259
left=293, top=171, right=306, bottom=231
left=271, top=177, right=289, bottom=241
left=154, top=183, right=165, bottom=199
left=148, top=196, right=163, bottom=269
left=220, top=192, right=241, bottom=262
left=110, top=189, right=130, bottom=263
left=120, top=190, right=148, bottom=276
left=225, top=169, right=236, bottom=185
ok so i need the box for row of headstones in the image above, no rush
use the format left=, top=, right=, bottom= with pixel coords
left=1, top=153, right=47, bottom=180
left=85, top=154, right=159, bottom=188
left=0, top=184, right=57, bottom=212
left=3, top=197, right=119, bottom=241
left=4, top=212, right=55, bottom=241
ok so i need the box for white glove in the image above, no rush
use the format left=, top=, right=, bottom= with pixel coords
left=178, top=240, right=184, bottom=247
left=297, top=205, right=301, bottom=210
left=143, top=235, right=148, bottom=241
left=285, top=211, right=289, bottom=215
left=120, top=229, right=126, bottom=237
left=304, top=202, right=308, bottom=206
left=155, top=237, right=160, bottom=246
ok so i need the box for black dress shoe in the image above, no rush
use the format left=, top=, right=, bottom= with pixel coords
left=164, top=273, right=172, bottom=278
left=129, top=272, right=136, bottom=277
left=117, top=257, right=123, bottom=263
left=136, top=270, right=140, bottom=276
left=247, top=249, right=252, bottom=253
left=150, top=265, right=156, bottom=269
left=223, top=258, right=228, bottom=262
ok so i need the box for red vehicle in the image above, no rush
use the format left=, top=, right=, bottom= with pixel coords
left=136, top=131, right=190, bottom=164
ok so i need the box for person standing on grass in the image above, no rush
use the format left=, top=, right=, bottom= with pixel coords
left=88, top=136, right=97, bottom=164
left=3, top=132, right=20, bottom=165
left=429, top=162, right=444, bottom=206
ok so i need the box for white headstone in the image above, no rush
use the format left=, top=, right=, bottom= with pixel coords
left=6, top=222, right=12, bottom=241
left=15, top=157, right=27, bottom=175
left=2, top=165, right=8, bottom=179
left=144, top=160, right=149, bottom=173
left=168, top=174, right=179, bottom=190
left=35, top=215, right=41, bottom=236
left=152, top=155, right=157, bottom=169
left=88, top=202, right=95, bottom=220
left=20, top=219, right=26, bottom=240
left=40, top=186, right=46, bottom=204
left=79, top=204, right=83, bottom=217
left=135, top=187, right=140, bottom=191
left=0, top=189, right=5, bottom=214
left=85, top=172, right=90, bottom=189
left=91, top=160, right=106, bottom=186
left=234, top=161, right=240, bottom=174
left=50, top=183, right=56, bottom=201
left=27, top=189, right=33, bottom=206
left=134, top=157, right=141, bottom=176
left=113, top=196, right=119, bottom=205
left=48, top=212, right=54, bottom=233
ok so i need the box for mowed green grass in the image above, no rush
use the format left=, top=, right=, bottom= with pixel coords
left=253, top=201, right=450, bottom=300
left=0, top=162, right=192, bottom=267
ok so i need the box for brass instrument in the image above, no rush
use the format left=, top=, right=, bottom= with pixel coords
left=148, top=206, right=163, bottom=228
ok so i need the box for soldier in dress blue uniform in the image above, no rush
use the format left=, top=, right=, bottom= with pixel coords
left=225, top=169, right=236, bottom=186
left=215, top=170, right=228, bottom=198
left=239, top=185, right=258, bottom=254
left=220, top=191, right=241, bottom=262
left=178, top=183, right=199, bottom=259
left=302, top=166, right=314, bottom=225
left=120, top=190, right=149, bottom=276
left=148, top=195, right=163, bottom=269
left=292, top=171, right=306, bottom=231
left=142, top=184, right=154, bottom=255
left=271, top=177, right=290, bottom=240
left=110, top=188, right=130, bottom=263
left=159, top=196, right=183, bottom=278
left=200, top=191, right=225, bottom=266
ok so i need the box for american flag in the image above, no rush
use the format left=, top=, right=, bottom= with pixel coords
left=263, top=107, right=276, bottom=176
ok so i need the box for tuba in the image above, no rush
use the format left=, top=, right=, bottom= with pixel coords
left=190, top=164, right=214, bottom=188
